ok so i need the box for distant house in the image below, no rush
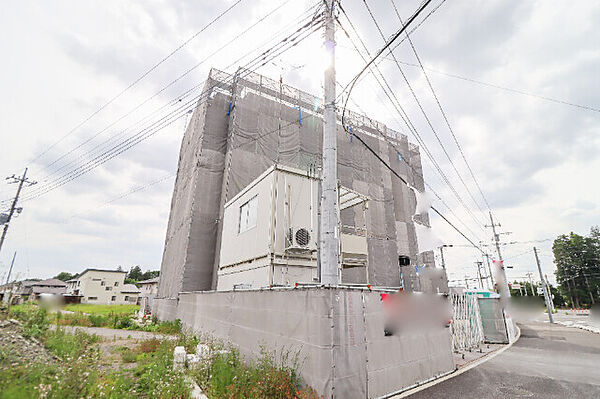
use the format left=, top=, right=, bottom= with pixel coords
left=0, top=278, right=66, bottom=303
left=31, top=278, right=66, bottom=297
left=66, top=268, right=139, bottom=305
left=137, top=277, right=159, bottom=313
left=120, top=284, right=141, bottom=304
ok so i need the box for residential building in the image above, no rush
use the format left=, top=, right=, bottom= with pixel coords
left=157, top=68, right=443, bottom=302
left=137, top=277, right=159, bottom=314
left=66, top=268, right=135, bottom=304
left=31, top=278, right=67, bottom=297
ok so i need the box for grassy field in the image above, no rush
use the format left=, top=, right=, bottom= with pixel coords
left=63, top=303, right=139, bottom=315
left=1, top=305, right=319, bottom=398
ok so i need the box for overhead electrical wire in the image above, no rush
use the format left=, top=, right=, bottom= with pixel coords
left=29, top=0, right=248, bottom=165
left=21, top=10, right=325, bottom=202
left=378, top=58, right=600, bottom=115
left=335, top=3, right=486, bottom=239
left=336, top=1, right=486, bottom=253
left=336, top=3, right=487, bottom=233
left=387, top=0, right=493, bottom=212
left=35, top=0, right=307, bottom=181
left=360, top=0, right=487, bottom=222
left=22, top=4, right=324, bottom=199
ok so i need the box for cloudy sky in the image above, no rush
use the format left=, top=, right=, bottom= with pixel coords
left=0, top=0, right=598, bottom=287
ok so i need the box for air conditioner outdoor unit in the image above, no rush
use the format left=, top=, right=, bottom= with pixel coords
left=286, top=227, right=313, bottom=253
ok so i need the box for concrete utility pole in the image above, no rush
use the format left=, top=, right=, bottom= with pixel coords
left=319, top=0, right=339, bottom=285
left=439, top=244, right=452, bottom=269
left=484, top=253, right=494, bottom=289
left=525, top=272, right=535, bottom=296
left=486, top=212, right=511, bottom=299
left=0, top=168, right=36, bottom=256
left=5, top=251, right=16, bottom=284
left=476, top=261, right=484, bottom=290
left=534, top=247, right=554, bottom=323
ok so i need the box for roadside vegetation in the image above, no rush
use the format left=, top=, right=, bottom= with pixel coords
left=0, top=304, right=320, bottom=398
left=62, top=303, right=139, bottom=315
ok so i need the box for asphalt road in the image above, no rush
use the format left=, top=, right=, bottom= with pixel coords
left=408, top=321, right=600, bottom=398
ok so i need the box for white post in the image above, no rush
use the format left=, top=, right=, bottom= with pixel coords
left=320, top=0, right=339, bottom=285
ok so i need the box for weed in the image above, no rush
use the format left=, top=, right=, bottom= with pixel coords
left=120, top=348, right=138, bottom=363
left=138, top=338, right=160, bottom=353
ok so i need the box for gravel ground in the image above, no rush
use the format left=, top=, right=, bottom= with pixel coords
left=0, top=319, right=55, bottom=366
left=51, top=324, right=175, bottom=341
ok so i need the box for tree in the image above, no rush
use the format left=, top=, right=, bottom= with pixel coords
left=553, top=227, right=600, bottom=308
left=54, top=272, right=76, bottom=282
left=140, top=270, right=159, bottom=281
left=127, top=265, right=143, bottom=281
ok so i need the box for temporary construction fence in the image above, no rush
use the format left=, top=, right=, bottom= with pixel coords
left=154, top=287, right=455, bottom=398
left=450, top=293, right=484, bottom=352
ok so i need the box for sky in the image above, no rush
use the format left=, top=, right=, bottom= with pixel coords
left=0, top=0, right=598, bottom=287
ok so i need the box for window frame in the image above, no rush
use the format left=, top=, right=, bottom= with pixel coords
left=238, top=195, right=258, bottom=234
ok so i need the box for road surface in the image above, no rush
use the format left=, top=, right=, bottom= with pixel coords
left=408, top=321, right=600, bottom=398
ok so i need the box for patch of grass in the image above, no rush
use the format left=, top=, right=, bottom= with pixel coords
left=45, top=327, right=100, bottom=360
left=120, top=347, right=138, bottom=363
left=62, top=304, right=139, bottom=316
left=191, top=345, right=319, bottom=399
left=138, top=338, right=160, bottom=353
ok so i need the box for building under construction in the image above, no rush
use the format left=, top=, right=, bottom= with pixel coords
left=153, top=68, right=453, bottom=397
left=157, top=68, right=446, bottom=298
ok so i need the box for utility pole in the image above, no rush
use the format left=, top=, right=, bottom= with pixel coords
left=439, top=244, right=452, bottom=269
left=319, top=0, right=339, bottom=285
left=545, top=273, right=555, bottom=312
left=475, top=261, right=484, bottom=289
left=525, top=272, right=535, bottom=296
left=5, top=251, right=16, bottom=284
left=0, top=168, right=36, bottom=256
left=534, top=247, right=554, bottom=323
left=484, top=253, right=494, bottom=290
left=486, top=212, right=511, bottom=299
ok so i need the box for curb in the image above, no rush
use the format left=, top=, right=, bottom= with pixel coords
left=555, top=321, right=600, bottom=335
left=389, top=326, right=522, bottom=398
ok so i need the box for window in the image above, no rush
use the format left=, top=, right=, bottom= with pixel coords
left=111, top=296, right=116, bottom=301
left=88, top=297, right=98, bottom=301
left=114, top=282, right=119, bottom=287
left=238, top=195, right=258, bottom=234
left=124, top=296, right=129, bottom=301
left=105, top=286, right=112, bottom=291
left=101, top=281, right=106, bottom=286
left=78, top=281, right=81, bottom=286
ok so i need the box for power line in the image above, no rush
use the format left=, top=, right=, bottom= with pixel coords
left=335, top=4, right=486, bottom=237
left=29, top=0, right=248, bottom=165
left=360, top=0, right=487, bottom=223
left=21, top=13, right=324, bottom=202
left=387, top=0, right=493, bottom=212
left=35, top=0, right=307, bottom=181
left=380, top=58, right=600, bottom=114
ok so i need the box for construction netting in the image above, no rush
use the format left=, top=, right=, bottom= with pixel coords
left=158, top=67, right=435, bottom=297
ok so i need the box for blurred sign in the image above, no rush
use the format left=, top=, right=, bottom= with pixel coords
left=511, top=283, right=522, bottom=289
